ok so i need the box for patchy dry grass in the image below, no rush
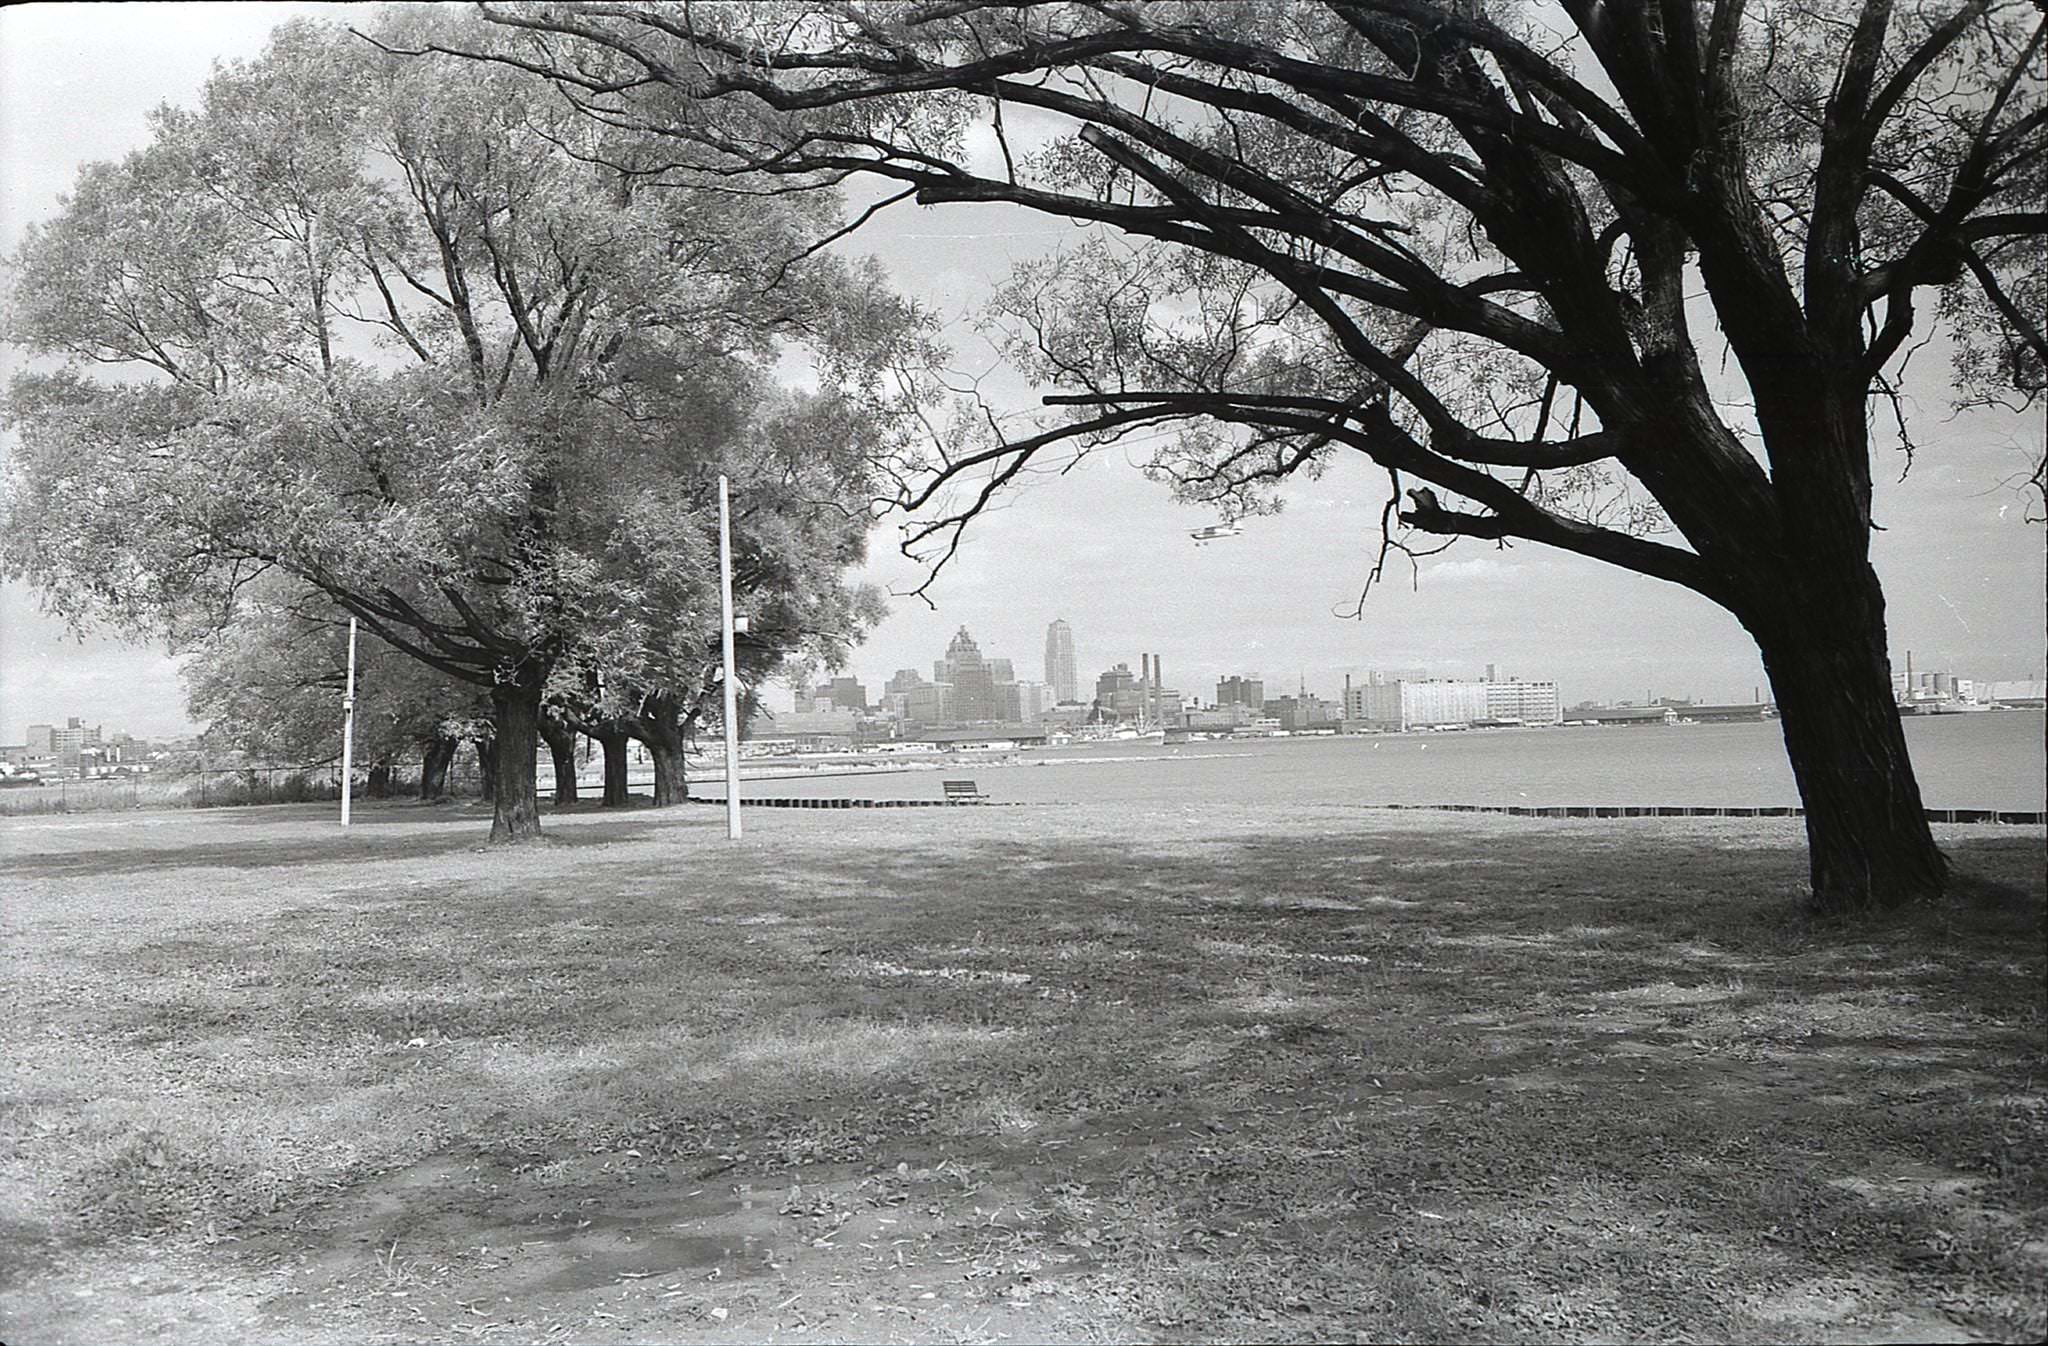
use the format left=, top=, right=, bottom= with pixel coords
left=1, top=800, right=2042, bottom=1344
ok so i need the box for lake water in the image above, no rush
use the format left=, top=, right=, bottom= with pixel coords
left=703, top=710, right=2046, bottom=811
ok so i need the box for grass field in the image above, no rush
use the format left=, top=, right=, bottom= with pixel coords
left=2, top=798, right=2043, bottom=1344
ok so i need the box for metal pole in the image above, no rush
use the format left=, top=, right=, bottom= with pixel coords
left=341, top=617, right=358, bottom=827
left=718, top=476, right=742, bottom=841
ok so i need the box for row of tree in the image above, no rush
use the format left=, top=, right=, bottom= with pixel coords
left=2, top=10, right=939, bottom=839
left=415, top=0, right=2043, bottom=911
left=5, top=2, right=2042, bottom=912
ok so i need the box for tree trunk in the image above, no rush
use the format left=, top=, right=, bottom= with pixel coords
left=624, top=697, right=694, bottom=807
left=646, top=719, right=691, bottom=807
left=419, top=736, right=459, bottom=800
left=366, top=761, right=392, bottom=799
left=1749, top=564, right=1947, bottom=913
left=487, top=675, right=544, bottom=842
left=596, top=726, right=632, bottom=807
left=538, top=715, right=579, bottom=806
left=476, top=737, right=498, bottom=802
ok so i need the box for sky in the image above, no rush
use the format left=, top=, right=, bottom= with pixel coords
left=1, top=2, right=2042, bottom=743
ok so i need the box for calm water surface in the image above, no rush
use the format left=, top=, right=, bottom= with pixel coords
left=709, top=710, right=2046, bottom=811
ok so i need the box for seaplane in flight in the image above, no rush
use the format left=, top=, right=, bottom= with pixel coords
left=1190, top=522, right=1243, bottom=545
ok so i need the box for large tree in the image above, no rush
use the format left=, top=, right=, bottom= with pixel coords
left=444, top=0, right=2046, bottom=908
left=1, top=11, right=925, bottom=841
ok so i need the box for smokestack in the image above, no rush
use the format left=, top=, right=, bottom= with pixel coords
left=1155, top=656, right=1164, bottom=726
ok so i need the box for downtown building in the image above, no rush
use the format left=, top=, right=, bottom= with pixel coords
left=934, top=626, right=999, bottom=723
left=1043, top=619, right=1078, bottom=704
left=1216, top=675, right=1265, bottom=709
left=903, top=627, right=1042, bottom=729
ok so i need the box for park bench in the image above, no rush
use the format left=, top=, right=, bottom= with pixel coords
left=942, top=779, right=988, bottom=804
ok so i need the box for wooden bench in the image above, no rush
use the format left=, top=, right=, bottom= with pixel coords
left=942, top=779, right=988, bottom=804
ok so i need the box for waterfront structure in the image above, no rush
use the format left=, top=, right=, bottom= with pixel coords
left=1684, top=703, right=1773, bottom=722
left=1185, top=704, right=1258, bottom=732
left=1400, top=680, right=1492, bottom=729
left=1265, top=695, right=1341, bottom=731
left=1984, top=679, right=2047, bottom=707
left=1093, top=658, right=1182, bottom=727
left=1580, top=705, right=1679, bottom=726
left=1041, top=703, right=1095, bottom=731
left=1044, top=620, right=1078, bottom=703
left=1483, top=680, right=1562, bottom=726
left=1346, top=681, right=1404, bottom=729
left=1096, top=663, right=1142, bottom=720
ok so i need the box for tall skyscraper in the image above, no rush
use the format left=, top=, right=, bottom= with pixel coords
left=945, top=626, right=998, bottom=722
left=1044, top=619, right=1078, bottom=703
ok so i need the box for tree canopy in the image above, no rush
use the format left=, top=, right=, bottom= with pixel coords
left=1, top=9, right=934, bottom=838
left=431, top=0, right=2046, bottom=906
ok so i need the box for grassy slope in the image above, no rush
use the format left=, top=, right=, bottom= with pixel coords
left=1, top=800, right=2042, bottom=1344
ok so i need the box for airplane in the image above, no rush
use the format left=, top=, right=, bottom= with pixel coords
left=1190, top=522, right=1243, bottom=545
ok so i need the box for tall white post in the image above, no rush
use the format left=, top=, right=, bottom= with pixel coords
left=340, top=616, right=358, bottom=827
left=718, top=475, right=743, bottom=841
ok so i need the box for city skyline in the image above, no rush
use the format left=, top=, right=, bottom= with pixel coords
left=1, top=4, right=2042, bottom=743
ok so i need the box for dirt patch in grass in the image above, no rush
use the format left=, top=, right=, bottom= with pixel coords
left=2, top=802, right=2042, bottom=1343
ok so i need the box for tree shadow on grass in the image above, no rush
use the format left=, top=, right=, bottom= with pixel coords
left=0, top=810, right=722, bottom=881
left=12, top=814, right=2043, bottom=1344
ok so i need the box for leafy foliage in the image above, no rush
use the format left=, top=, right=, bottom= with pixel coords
left=1, top=9, right=938, bottom=830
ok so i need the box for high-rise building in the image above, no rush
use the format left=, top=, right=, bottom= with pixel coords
left=1044, top=619, right=1078, bottom=703
left=817, top=676, right=868, bottom=712
left=905, top=682, right=954, bottom=724
left=1216, top=676, right=1265, bottom=708
left=884, top=668, right=925, bottom=696
left=945, top=627, right=999, bottom=722
left=1014, top=680, right=1051, bottom=722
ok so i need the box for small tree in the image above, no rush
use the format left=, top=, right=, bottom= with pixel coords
left=448, top=0, right=2046, bottom=907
